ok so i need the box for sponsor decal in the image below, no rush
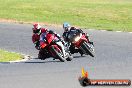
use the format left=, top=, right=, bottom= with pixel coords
left=78, top=68, right=131, bottom=87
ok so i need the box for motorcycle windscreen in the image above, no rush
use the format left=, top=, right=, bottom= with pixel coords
left=68, top=31, right=77, bottom=42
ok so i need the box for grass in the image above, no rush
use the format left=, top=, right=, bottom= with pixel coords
left=0, top=0, right=132, bottom=31
left=0, top=49, right=23, bottom=62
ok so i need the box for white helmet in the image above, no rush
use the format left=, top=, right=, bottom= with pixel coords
left=33, top=23, right=41, bottom=29
left=33, top=23, right=41, bottom=34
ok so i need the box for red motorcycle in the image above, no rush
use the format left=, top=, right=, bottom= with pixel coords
left=38, top=32, right=72, bottom=62
left=68, top=31, right=95, bottom=57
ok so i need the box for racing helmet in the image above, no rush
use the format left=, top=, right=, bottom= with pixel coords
left=32, top=23, right=41, bottom=34
left=63, top=22, right=70, bottom=31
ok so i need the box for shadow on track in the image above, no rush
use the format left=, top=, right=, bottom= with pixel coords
left=73, top=55, right=86, bottom=58
left=24, top=58, right=63, bottom=64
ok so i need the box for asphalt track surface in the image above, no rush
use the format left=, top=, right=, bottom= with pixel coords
left=0, top=22, right=132, bottom=88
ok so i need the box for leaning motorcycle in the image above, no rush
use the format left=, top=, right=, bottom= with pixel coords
left=38, top=32, right=72, bottom=62
left=68, top=31, right=95, bottom=57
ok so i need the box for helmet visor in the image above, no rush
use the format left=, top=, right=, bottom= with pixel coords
left=33, top=28, right=40, bottom=33
left=64, top=27, right=70, bottom=31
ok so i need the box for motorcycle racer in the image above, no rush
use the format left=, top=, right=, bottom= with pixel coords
left=62, top=22, right=93, bottom=55
left=32, top=23, right=48, bottom=50
left=32, top=23, right=63, bottom=59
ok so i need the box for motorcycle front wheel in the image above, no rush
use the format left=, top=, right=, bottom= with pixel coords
left=51, top=46, right=65, bottom=62
left=81, top=41, right=95, bottom=57
left=66, top=53, right=72, bottom=61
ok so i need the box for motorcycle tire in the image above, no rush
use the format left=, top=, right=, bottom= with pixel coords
left=66, top=53, right=73, bottom=61
left=51, top=46, right=65, bottom=62
left=81, top=41, right=95, bottom=57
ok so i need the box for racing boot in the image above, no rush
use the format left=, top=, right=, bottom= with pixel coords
left=38, top=49, right=49, bottom=60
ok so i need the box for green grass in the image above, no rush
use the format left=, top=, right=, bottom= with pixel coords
left=0, top=0, right=132, bottom=31
left=0, top=49, right=23, bottom=62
